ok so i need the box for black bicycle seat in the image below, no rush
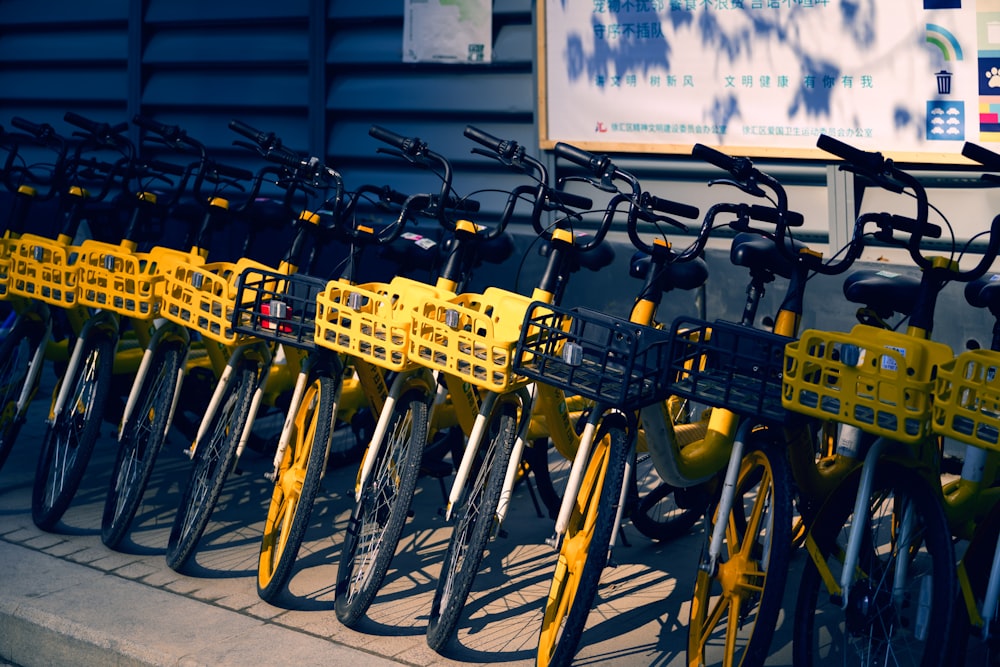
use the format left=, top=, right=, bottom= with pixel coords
left=842, top=268, right=920, bottom=317
left=629, top=251, right=708, bottom=292
left=965, top=274, right=1000, bottom=313
left=729, top=232, right=805, bottom=280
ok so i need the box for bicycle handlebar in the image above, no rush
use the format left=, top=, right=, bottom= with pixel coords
left=816, top=133, right=985, bottom=275
left=553, top=141, right=702, bottom=259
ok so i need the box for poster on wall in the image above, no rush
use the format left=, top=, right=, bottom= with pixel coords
left=539, top=0, right=1000, bottom=163
left=403, top=0, right=492, bottom=64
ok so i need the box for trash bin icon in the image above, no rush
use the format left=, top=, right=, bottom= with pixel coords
left=936, top=70, right=952, bottom=95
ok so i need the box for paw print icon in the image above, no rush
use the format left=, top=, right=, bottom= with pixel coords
left=986, top=66, right=1000, bottom=89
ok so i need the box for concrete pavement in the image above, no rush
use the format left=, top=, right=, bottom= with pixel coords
left=0, top=367, right=799, bottom=667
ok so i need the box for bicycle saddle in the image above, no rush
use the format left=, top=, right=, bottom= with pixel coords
left=729, top=231, right=804, bottom=279
left=629, top=251, right=708, bottom=291
left=964, top=274, right=1000, bottom=314
left=842, top=268, right=920, bottom=317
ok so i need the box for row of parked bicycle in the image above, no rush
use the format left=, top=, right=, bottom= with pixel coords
left=0, top=110, right=999, bottom=666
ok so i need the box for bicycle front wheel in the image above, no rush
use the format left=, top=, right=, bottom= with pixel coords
left=687, top=437, right=793, bottom=667
left=334, top=385, right=430, bottom=627
left=0, top=316, right=45, bottom=472
left=257, top=364, right=339, bottom=601
left=536, top=413, right=630, bottom=667
left=427, top=394, right=519, bottom=652
left=165, top=361, right=257, bottom=571
left=102, top=341, right=185, bottom=549
left=32, top=332, right=115, bottom=530
left=793, top=460, right=955, bottom=667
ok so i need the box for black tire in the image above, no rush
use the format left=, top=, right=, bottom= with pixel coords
left=334, top=385, right=430, bottom=627
left=32, top=332, right=115, bottom=530
left=793, top=459, right=955, bottom=667
left=628, top=451, right=703, bottom=542
left=536, top=414, right=630, bottom=667
left=257, top=365, right=339, bottom=601
left=101, top=341, right=185, bottom=549
left=426, top=395, right=519, bottom=652
left=0, top=316, right=45, bottom=473
left=165, top=361, right=257, bottom=571
left=686, top=436, right=793, bottom=667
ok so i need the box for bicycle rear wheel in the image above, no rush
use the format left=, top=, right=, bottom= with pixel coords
left=257, top=362, right=339, bottom=601
left=32, top=332, right=115, bottom=530
left=426, top=394, right=519, bottom=652
left=0, top=316, right=45, bottom=472
left=102, top=341, right=184, bottom=549
left=629, top=451, right=704, bottom=542
left=793, top=459, right=955, bottom=667
left=334, top=385, right=430, bottom=627
left=686, top=436, right=793, bottom=667
left=165, top=361, right=257, bottom=571
left=536, top=413, right=630, bottom=667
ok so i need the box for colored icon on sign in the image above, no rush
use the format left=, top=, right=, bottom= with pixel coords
left=926, top=24, right=963, bottom=62
left=927, top=101, right=964, bottom=141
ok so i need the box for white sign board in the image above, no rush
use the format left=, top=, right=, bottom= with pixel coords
left=539, top=0, right=998, bottom=163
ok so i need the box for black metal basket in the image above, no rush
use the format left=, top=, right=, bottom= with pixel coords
left=666, top=317, right=791, bottom=424
left=231, top=267, right=327, bottom=351
left=513, top=302, right=674, bottom=410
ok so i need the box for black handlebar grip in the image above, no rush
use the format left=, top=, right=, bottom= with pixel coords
left=962, top=142, right=1000, bottom=172
left=550, top=189, right=592, bottom=211
left=228, top=118, right=268, bottom=144
left=890, top=214, right=942, bottom=239
left=133, top=114, right=176, bottom=137
left=747, top=204, right=805, bottom=227
left=554, top=142, right=600, bottom=170
left=817, top=134, right=884, bottom=172
left=464, top=125, right=504, bottom=152
left=10, top=116, right=45, bottom=136
left=369, top=125, right=409, bottom=149
left=64, top=111, right=104, bottom=134
left=692, top=143, right=738, bottom=172
left=647, top=194, right=700, bottom=220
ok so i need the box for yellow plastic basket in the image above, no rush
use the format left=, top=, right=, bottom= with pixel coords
left=0, top=237, right=14, bottom=299
left=932, top=349, right=1000, bottom=450
left=314, top=276, right=449, bottom=372
left=76, top=241, right=203, bottom=318
left=7, top=233, right=79, bottom=306
left=159, top=255, right=270, bottom=344
left=410, top=287, right=535, bottom=392
left=782, top=324, right=953, bottom=444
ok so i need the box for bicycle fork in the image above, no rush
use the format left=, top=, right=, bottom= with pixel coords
left=547, top=405, right=605, bottom=550
left=700, top=419, right=752, bottom=575
left=49, top=312, right=117, bottom=424
left=187, top=343, right=271, bottom=465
